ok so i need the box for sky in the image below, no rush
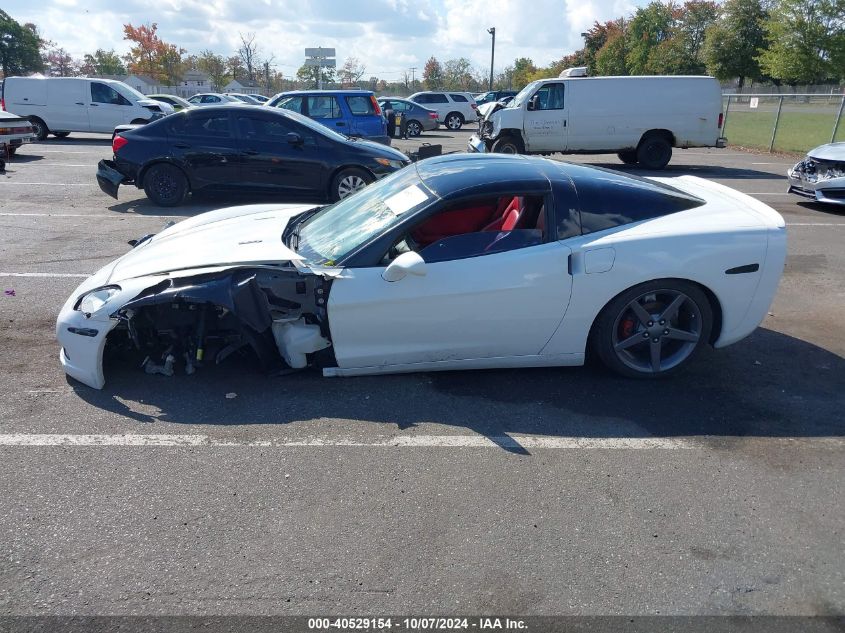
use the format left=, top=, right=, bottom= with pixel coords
left=4, top=0, right=642, bottom=79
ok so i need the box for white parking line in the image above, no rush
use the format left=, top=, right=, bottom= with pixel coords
left=0, top=272, right=89, bottom=278
left=0, top=433, right=841, bottom=449
left=0, top=182, right=91, bottom=186
left=12, top=163, right=93, bottom=167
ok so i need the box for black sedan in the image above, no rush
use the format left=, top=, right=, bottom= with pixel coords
left=97, top=104, right=412, bottom=206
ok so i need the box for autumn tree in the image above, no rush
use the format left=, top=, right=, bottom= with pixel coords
left=238, top=32, right=260, bottom=81
left=44, top=47, right=77, bottom=76
left=123, top=23, right=184, bottom=84
left=626, top=2, right=675, bottom=74
left=443, top=57, right=474, bottom=89
left=511, top=57, right=537, bottom=88
left=758, top=0, right=845, bottom=84
left=296, top=64, right=335, bottom=89
left=338, top=56, right=366, bottom=87
left=227, top=56, right=244, bottom=81
left=703, top=0, right=767, bottom=90
left=0, top=10, right=44, bottom=76
left=422, top=56, right=443, bottom=89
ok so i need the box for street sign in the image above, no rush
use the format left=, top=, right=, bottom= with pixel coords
left=304, top=58, right=337, bottom=68
left=305, top=48, right=336, bottom=58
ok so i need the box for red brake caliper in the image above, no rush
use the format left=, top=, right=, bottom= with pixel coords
left=620, top=318, right=635, bottom=339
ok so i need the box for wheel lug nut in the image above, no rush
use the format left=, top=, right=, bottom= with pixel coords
left=659, top=320, right=665, bottom=325
left=652, top=338, right=659, bottom=343
left=648, top=321, right=653, bottom=326
left=663, top=329, right=669, bottom=335
left=643, top=333, right=649, bottom=338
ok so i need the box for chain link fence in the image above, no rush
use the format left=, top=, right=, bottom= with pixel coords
left=722, top=93, right=845, bottom=154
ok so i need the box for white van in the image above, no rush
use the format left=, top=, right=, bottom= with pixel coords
left=1, top=77, right=173, bottom=140
left=469, top=74, right=726, bottom=169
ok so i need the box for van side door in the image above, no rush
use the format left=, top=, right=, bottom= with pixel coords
left=522, top=82, right=568, bottom=153
left=48, top=79, right=90, bottom=132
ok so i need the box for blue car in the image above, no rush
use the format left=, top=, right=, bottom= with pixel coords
left=267, top=90, right=390, bottom=145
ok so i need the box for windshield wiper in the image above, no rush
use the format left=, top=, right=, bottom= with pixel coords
left=283, top=208, right=321, bottom=252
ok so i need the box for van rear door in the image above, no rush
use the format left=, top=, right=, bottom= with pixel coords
left=48, top=79, right=90, bottom=132
left=522, top=82, right=568, bottom=152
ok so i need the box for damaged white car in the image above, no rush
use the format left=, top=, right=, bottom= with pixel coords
left=57, top=154, right=786, bottom=389
left=787, top=142, right=845, bottom=206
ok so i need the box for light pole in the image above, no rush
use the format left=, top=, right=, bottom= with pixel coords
left=487, top=27, right=495, bottom=91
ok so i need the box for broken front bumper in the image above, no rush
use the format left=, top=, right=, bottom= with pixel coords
left=787, top=162, right=845, bottom=206
left=467, top=135, right=487, bottom=153
left=96, top=159, right=128, bottom=200
left=56, top=299, right=119, bottom=389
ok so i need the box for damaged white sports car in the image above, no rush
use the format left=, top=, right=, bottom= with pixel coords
left=57, top=154, right=786, bottom=389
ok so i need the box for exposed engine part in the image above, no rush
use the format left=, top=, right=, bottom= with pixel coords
left=143, top=354, right=175, bottom=376
left=272, top=318, right=331, bottom=369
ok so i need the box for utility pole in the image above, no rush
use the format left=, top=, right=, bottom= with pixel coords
left=487, top=27, right=496, bottom=91
left=409, top=67, right=416, bottom=90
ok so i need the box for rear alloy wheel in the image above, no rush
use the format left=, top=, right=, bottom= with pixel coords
left=53, top=131, right=70, bottom=139
left=593, top=280, right=712, bottom=378
left=143, top=163, right=189, bottom=207
left=617, top=150, right=638, bottom=165
left=28, top=117, right=48, bottom=141
left=331, top=168, right=372, bottom=201
left=636, top=134, right=673, bottom=170
left=445, top=112, right=464, bottom=130
left=491, top=135, right=524, bottom=155
left=407, top=120, right=422, bottom=137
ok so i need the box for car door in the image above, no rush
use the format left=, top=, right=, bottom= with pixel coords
left=234, top=112, right=325, bottom=195
left=48, top=79, right=90, bottom=131
left=343, top=94, right=382, bottom=139
left=327, top=197, right=573, bottom=369
left=523, top=82, right=568, bottom=152
left=88, top=81, right=132, bottom=132
left=167, top=110, right=241, bottom=188
left=305, top=94, right=347, bottom=134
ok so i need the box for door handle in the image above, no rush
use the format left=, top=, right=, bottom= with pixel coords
left=75, top=102, right=84, bottom=105
left=243, top=149, right=259, bottom=155
left=563, top=120, right=567, bottom=127
left=89, top=103, right=99, bottom=106
left=335, top=122, right=346, bottom=126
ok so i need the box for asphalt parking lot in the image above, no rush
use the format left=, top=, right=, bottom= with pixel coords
left=1, top=128, right=843, bottom=617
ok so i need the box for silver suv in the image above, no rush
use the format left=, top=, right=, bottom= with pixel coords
left=408, top=91, right=479, bottom=130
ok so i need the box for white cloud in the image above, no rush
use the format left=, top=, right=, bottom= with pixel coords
left=6, top=0, right=649, bottom=78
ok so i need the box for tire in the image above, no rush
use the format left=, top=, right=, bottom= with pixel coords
left=28, top=117, right=48, bottom=141
left=407, top=120, right=422, bottom=137
left=330, top=167, right=372, bottom=201
left=592, top=279, right=712, bottom=379
left=636, top=134, right=672, bottom=170
left=491, top=135, right=524, bottom=155
left=617, top=150, right=638, bottom=165
left=444, top=112, right=464, bottom=131
left=143, top=163, right=189, bottom=207
left=53, top=131, right=70, bottom=138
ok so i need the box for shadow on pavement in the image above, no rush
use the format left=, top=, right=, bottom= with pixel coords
left=796, top=201, right=845, bottom=217
left=72, top=328, right=845, bottom=445
left=108, top=190, right=324, bottom=217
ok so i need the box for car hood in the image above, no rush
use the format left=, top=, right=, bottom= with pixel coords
left=138, top=98, right=174, bottom=114
left=347, top=137, right=408, bottom=160
left=807, top=142, right=845, bottom=162
left=106, top=203, right=317, bottom=283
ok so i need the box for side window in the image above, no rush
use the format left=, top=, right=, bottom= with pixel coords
left=187, top=95, right=200, bottom=104
left=202, top=95, right=221, bottom=104
left=449, top=94, right=468, bottom=102
left=413, top=94, right=430, bottom=104
left=170, top=113, right=231, bottom=139
left=392, top=101, right=409, bottom=112
left=430, top=93, right=449, bottom=104
left=236, top=115, right=292, bottom=139
left=276, top=95, right=305, bottom=114
left=345, top=95, right=376, bottom=115
left=385, top=195, right=548, bottom=265
left=534, top=83, right=565, bottom=110
left=307, top=95, right=341, bottom=118
left=91, top=82, right=129, bottom=105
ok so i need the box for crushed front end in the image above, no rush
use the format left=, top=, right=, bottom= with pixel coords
left=788, top=155, right=845, bottom=206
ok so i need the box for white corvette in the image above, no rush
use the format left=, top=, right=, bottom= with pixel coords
left=57, top=154, right=786, bottom=389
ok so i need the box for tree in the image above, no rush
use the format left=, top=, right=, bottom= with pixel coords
left=422, top=56, right=443, bottom=89
left=296, top=64, right=334, bottom=88
left=0, top=10, right=44, bottom=77
left=123, top=23, right=184, bottom=84
left=758, top=0, right=845, bottom=84
left=227, top=56, right=244, bottom=81
left=443, top=57, right=474, bottom=89
left=583, top=19, right=625, bottom=73
left=338, top=56, right=366, bottom=87
left=704, top=0, right=767, bottom=90
left=198, top=50, right=228, bottom=91
left=677, top=1, right=720, bottom=63
left=45, top=47, right=76, bottom=76
left=626, top=2, right=675, bottom=74
left=595, top=32, right=630, bottom=75
left=81, top=49, right=125, bottom=76
left=238, top=32, right=260, bottom=81
left=512, top=57, right=537, bottom=88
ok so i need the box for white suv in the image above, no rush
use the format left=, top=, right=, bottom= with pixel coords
left=408, top=91, right=478, bottom=130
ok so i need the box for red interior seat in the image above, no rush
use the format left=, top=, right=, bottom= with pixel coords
left=411, top=204, right=496, bottom=246
left=483, top=196, right=522, bottom=232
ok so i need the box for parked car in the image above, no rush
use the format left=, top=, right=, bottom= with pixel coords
left=225, top=93, right=263, bottom=105
left=787, top=142, right=845, bottom=206
left=267, top=90, right=389, bottom=145
left=96, top=104, right=410, bottom=207
left=61, top=153, right=785, bottom=389
left=1, top=76, right=174, bottom=140
left=0, top=109, right=35, bottom=168
left=408, top=91, right=479, bottom=130
left=251, top=94, right=269, bottom=103
left=378, top=97, right=439, bottom=136
left=470, top=72, right=726, bottom=169
left=474, top=90, right=517, bottom=106
left=186, top=93, right=240, bottom=107
left=148, top=94, right=193, bottom=111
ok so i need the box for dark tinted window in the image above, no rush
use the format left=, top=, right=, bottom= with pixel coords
left=91, top=82, right=129, bottom=105
left=570, top=167, right=705, bottom=235
left=169, top=112, right=231, bottom=138
left=236, top=114, right=293, bottom=139
left=416, top=93, right=448, bottom=104
left=449, top=94, right=468, bottom=102
left=201, top=95, right=222, bottom=103
left=346, top=95, right=376, bottom=115
left=534, top=83, right=565, bottom=110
